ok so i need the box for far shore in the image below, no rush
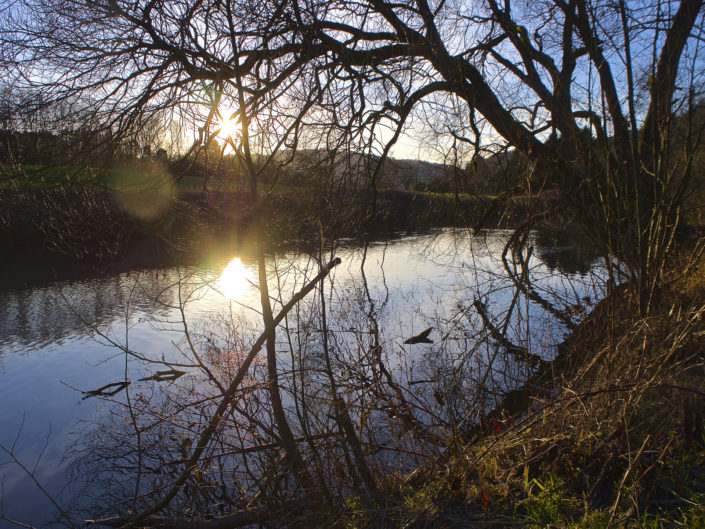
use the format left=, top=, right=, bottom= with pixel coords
left=1, top=185, right=562, bottom=264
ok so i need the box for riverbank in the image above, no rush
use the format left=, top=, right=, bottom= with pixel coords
left=354, top=238, right=705, bottom=528
left=0, top=185, right=558, bottom=266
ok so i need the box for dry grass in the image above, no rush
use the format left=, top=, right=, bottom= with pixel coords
left=358, top=239, right=705, bottom=528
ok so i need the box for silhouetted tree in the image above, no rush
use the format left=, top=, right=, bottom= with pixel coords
left=3, top=0, right=702, bottom=310
left=2, top=0, right=704, bottom=523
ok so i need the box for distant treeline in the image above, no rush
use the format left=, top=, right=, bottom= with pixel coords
left=2, top=103, right=705, bottom=223
left=0, top=128, right=169, bottom=166
left=0, top=123, right=522, bottom=194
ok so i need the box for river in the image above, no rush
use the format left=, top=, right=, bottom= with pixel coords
left=0, top=228, right=604, bottom=527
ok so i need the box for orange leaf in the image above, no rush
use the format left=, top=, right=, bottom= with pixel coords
left=491, top=418, right=504, bottom=434
left=481, top=486, right=491, bottom=510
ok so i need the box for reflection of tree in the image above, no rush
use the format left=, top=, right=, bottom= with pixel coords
left=0, top=219, right=614, bottom=527
left=534, top=227, right=601, bottom=277
left=27, top=230, right=602, bottom=527
left=0, top=271, right=177, bottom=352
left=69, top=354, right=273, bottom=521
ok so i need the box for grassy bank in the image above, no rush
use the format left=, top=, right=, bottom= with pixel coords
left=339, top=241, right=705, bottom=528
left=0, top=180, right=552, bottom=264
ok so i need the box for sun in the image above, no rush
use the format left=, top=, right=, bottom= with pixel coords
left=217, top=257, right=256, bottom=301
left=217, top=114, right=240, bottom=140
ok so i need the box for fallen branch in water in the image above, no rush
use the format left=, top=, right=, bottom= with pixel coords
left=81, top=381, right=131, bottom=400
left=138, top=369, right=186, bottom=382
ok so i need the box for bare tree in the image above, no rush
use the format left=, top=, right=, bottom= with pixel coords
left=2, top=0, right=704, bottom=524
left=4, top=0, right=703, bottom=309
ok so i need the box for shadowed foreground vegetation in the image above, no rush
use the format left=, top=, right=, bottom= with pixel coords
left=348, top=241, right=705, bottom=529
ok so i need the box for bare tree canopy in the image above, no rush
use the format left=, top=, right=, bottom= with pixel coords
left=3, top=0, right=702, bottom=153
left=3, top=0, right=703, bottom=277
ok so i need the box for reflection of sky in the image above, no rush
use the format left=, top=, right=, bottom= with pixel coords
left=0, top=229, right=594, bottom=353
left=0, top=228, right=606, bottom=526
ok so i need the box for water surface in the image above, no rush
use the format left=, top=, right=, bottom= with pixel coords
left=0, top=228, right=603, bottom=527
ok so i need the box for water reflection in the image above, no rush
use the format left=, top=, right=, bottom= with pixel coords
left=217, top=257, right=257, bottom=301
left=534, top=228, right=601, bottom=275
left=0, top=229, right=607, bottom=526
left=0, top=273, right=178, bottom=352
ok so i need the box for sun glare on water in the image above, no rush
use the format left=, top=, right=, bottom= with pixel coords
left=217, top=257, right=256, bottom=301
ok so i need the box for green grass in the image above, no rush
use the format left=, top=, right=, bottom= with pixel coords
left=0, top=163, right=211, bottom=192
left=0, top=163, right=102, bottom=187
left=521, top=475, right=580, bottom=526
